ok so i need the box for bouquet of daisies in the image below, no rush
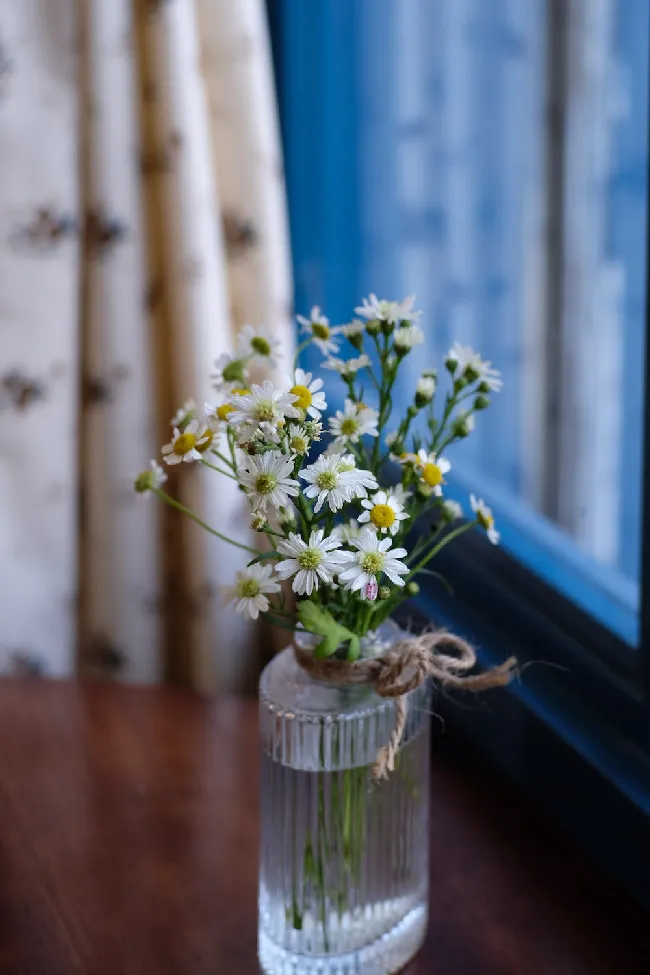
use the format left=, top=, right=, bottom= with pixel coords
left=135, top=294, right=501, bottom=657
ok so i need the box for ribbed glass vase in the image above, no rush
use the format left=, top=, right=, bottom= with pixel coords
left=258, top=623, right=431, bottom=975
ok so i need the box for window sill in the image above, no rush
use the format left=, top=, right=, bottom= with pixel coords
left=407, top=575, right=650, bottom=912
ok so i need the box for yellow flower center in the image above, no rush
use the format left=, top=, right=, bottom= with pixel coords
left=298, top=548, right=323, bottom=570
left=255, top=401, right=276, bottom=422
left=337, top=461, right=355, bottom=473
left=290, top=435, right=308, bottom=454
left=422, top=463, right=443, bottom=487
left=340, top=417, right=359, bottom=437
left=173, top=432, right=196, bottom=456
left=217, top=403, right=233, bottom=420
left=317, top=471, right=338, bottom=490
left=312, top=322, right=330, bottom=340
left=251, top=337, right=272, bottom=356
left=195, top=431, right=214, bottom=453
left=370, top=504, right=395, bottom=529
left=231, top=387, right=249, bottom=396
left=477, top=510, right=493, bottom=532
left=360, top=552, right=384, bottom=575
left=255, top=473, right=278, bottom=495
left=237, top=578, right=261, bottom=598
left=290, top=384, right=312, bottom=410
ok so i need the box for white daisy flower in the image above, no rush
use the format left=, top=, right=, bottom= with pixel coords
left=354, top=294, right=421, bottom=324
left=416, top=375, right=436, bottom=401
left=331, top=518, right=364, bottom=545
left=322, top=354, right=371, bottom=378
left=470, top=494, right=500, bottom=544
left=300, top=453, right=378, bottom=513
left=415, top=449, right=451, bottom=495
left=227, top=380, right=300, bottom=437
left=391, top=483, right=413, bottom=506
left=211, top=352, right=249, bottom=389
left=358, top=489, right=410, bottom=536
left=338, top=528, right=409, bottom=597
left=205, top=387, right=250, bottom=425
left=225, top=563, right=281, bottom=620
left=297, top=306, right=342, bottom=355
left=238, top=450, right=300, bottom=512
left=161, top=420, right=213, bottom=465
left=329, top=399, right=379, bottom=444
left=286, top=423, right=310, bottom=455
left=393, top=324, right=425, bottom=353
left=442, top=499, right=463, bottom=522
left=237, top=324, right=282, bottom=366
left=341, top=319, right=365, bottom=342
left=170, top=398, right=195, bottom=428
left=135, top=460, right=168, bottom=493
left=446, top=342, right=502, bottom=391
left=287, top=368, right=327, bottom=419
left=275, top=529, right=349, bottom=596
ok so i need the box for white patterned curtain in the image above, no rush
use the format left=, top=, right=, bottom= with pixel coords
left=0, top=0, right=293, bottom=691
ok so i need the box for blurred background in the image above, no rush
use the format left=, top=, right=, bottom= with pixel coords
left=0, top=0, right=648, bottom=691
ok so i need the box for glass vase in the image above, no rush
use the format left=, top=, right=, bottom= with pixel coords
left=258, top=622, right=431, bottom=975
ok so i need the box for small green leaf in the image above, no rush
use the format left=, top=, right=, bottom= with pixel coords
left=297, top=602, right=359, bottom=659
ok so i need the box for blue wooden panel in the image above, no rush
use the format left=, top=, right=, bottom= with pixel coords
left=611, top=0, right=649, bottom=580
left=272, top=0, right=646, bottom=630
left=277, top=0, right=362, bottom=383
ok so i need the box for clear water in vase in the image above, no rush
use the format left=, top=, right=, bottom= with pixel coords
left=258, top=632, right=430, bottom=975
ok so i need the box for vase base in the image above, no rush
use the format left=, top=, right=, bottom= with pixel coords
left=258, top=902, right=427, bottom=975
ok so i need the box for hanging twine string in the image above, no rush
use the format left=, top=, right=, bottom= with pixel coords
left=293, top=630, right=517, bottom=781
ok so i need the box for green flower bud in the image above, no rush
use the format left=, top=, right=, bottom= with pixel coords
left=445, top=356, right=458, bottom=374
left=407, top=405, right=418, bottom=419
left=477, top=380, right=490, bottom=394
left=406, top=581, right=420, bottom=597
left=242, top=440, right=262, bottom=454
left=378, top=586, right=391, bottom=600
left=453, top=376, right=468, bottom=393
left=474, top=395, right=490, bottom=411
left=134, top=471, right=154, bottom=493
left=465, top=366, right=480, bottom=383
left=452, top=411, right=475, bottom=439
left=365, top=318, right=381, bottom=336
left=279, top=507, right=296, bottom=532
left=380, top=319, right=395, bottom=336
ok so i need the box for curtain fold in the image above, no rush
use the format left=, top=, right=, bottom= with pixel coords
left=0, top=0, right=293, bottom=691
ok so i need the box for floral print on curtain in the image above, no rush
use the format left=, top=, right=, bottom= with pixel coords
left=0, top=0, right=293, bottom=691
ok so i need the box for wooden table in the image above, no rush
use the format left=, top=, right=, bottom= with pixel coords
left=0, top=680, right=648, bottom=975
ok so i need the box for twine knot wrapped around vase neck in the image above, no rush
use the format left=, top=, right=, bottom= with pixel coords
left=293, top=630, right=517, bottom=781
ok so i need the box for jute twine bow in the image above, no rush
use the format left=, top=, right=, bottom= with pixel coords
left=294, top=631, right=517, bottom=781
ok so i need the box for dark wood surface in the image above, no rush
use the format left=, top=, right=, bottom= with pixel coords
left=0, top=679, right=648, bottom=975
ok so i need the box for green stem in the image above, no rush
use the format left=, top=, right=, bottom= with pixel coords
left=293, top=338, right=312, bottom=370
left=152, top=488, right=260, bottom=555
left=405, top=520, right=477, bottom=580
left=260, top=611, right=297, bottom=631
left=199, top=458, right=237, bottom=480
left=212, top=448, right=236, bottom=471
left=296, top=493, right=314, bottom=540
